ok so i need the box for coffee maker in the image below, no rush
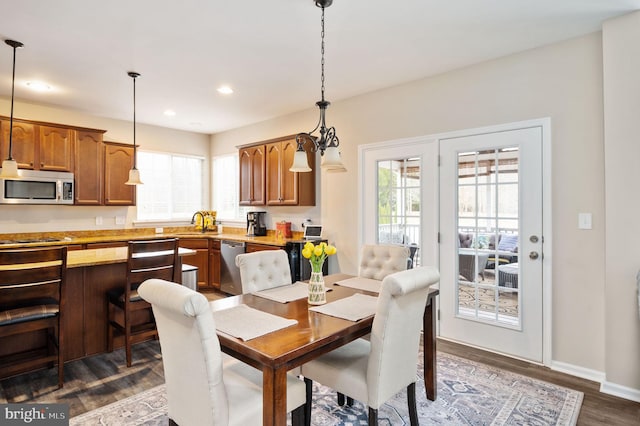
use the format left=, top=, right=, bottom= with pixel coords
left=246, top=211, right=267, bottom=236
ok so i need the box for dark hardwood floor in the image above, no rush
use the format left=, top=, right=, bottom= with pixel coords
left=1, top=319, right=638, bottom=424
left=438, top=339, right=640, bottom=425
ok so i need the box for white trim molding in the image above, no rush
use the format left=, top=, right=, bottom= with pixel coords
left=600, top=381, right=640, bottom=403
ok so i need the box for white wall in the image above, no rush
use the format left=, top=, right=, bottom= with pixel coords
left=602, top=11, right=640, bottom=398
left=212, top=33, right=611, bottom=382
left=0, top=100, right=210, bottom=233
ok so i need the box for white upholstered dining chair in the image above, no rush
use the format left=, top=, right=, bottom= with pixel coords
left=301, top=266, right=440, bottom=426
left=358, top=244, right=410, bottom=281
left=138, top=278, right=306, bottom=426
left=235, top=249, right=292, bottom=293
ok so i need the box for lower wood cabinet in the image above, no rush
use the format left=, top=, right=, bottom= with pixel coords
left=210, top=239, right=221, bottom=289
left=179, top=238, right=210, bottom=289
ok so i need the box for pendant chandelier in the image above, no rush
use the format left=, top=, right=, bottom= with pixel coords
left=290, top=0, right=346, bottom=173
left=125, top=71, right=143, bottom=185
left=0, top=39, right=24, bottom=179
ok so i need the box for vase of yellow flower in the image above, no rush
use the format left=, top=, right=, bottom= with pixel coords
left=302, top=241, right=337, bottom=305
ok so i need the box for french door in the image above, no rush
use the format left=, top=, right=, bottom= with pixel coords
left=439, top=123, right=546, bottom=363
left=360, top=137, right=438, bottom=268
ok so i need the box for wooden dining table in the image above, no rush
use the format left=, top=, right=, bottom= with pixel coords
left=208, top=273, right=439, bottom=426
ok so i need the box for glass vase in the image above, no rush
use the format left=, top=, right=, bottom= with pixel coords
left=308, top=270, right=326, bottom=305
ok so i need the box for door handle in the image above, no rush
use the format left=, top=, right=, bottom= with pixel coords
left=529, top=251, right=540, bottom=260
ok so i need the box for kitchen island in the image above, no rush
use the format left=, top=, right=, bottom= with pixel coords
left=0, top=244, right=196, bottom=380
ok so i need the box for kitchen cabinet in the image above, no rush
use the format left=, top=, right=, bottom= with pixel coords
left=104, top=141, right=135, bottom=206
left=0, top=119, right=36, bottom=170
left=266, top=136, right=315, bottom=206
left=74, top=130, right=105, bottom=205
left=179, top=238, right=210, bottom=289
left=239, top=145, right=265, bottom=205
left=239, top=135, right=315, bottom=207
left=0, top=119, right=73, bottom=172
left=210, top=239, right=221, bottom=289
left=38, top=125, right=73, bottom=172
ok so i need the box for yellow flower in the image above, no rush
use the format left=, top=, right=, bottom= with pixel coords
left=304, top=241, right=315, bottom=251
left=325, top=245, right=337, bottom=256
left=313, top=245, right=323, bottom=257
left=302, top=248, right=312, bottom=259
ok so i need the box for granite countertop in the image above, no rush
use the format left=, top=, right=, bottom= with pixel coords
left=0, top=227, right=304, bottom=249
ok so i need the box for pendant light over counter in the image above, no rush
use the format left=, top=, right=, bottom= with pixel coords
left=290, top=0, right=346, bottom=173
left=125, top=71, right=143, bottom=185
left=0, top=39, right=24, bottom=178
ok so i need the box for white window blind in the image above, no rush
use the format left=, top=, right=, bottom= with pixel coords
left=212, top=154, right=248, bottom=221
left=136, top=151, right=204, bottom=221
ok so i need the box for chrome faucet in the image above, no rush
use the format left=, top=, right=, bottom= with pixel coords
left=191, top=211, right=206, bottom=233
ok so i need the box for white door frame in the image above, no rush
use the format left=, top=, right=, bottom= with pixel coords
left=358, top=118, right=552, bottom=366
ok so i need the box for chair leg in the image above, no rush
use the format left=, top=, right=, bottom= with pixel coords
left=57, top=322, right=64, bottom=389
left=125, top=307, right=132, bottom=367
left=304, top=378, right=312, bottom=426
left=407, top=382, right=418, bottom=426
left=347, top=396, right=354, bottom=406
left=337, top=392, right=345, bottom=406
left=291, top=405, right=305, bottom=426
left=107, top=305, right=114, bottom=353
left=368, top=407, right=378, bottom=426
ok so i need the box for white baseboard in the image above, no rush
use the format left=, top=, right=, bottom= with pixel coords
left=600, top=381, right=640, bottom=403
left=550, top=360, right=606, bottom=383
left=551, top=360, right=640, bottom=402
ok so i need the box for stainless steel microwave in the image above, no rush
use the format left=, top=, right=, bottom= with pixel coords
left=0, top=169, right=74, bottom=205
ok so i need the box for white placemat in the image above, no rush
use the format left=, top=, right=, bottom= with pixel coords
left=253, top=281, right=331, bottom=303
left=252, top=282, right=309, bottom=303
left=211, top=304, right=298, bottom=341
left=334, top=276, right=382, bottom=294
left=309, top=293, right=378, bottom=321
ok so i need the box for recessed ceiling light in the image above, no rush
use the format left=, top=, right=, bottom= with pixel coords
left=25, top=81, right=51, bottom=92
left=217, top=85, right=233, bottom=95
left=164, top=109, right=176, bottom=117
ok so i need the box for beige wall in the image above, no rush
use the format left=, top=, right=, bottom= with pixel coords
left=603, top=12, right=640, bottom=395
left=213, top=33, right=612, bottom=381
left=0, top=100, right=210, bottom=233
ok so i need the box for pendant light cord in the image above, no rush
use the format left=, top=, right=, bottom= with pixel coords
left=7, top=43, right=18, bottom=161
left=320, top=5, right=326, bottom=103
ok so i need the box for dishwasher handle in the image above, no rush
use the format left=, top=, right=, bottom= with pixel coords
left=222, top=240, right=246, bottom=249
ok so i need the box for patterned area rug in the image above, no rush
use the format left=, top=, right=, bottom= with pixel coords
left=71, top=351, right=582, bottom=425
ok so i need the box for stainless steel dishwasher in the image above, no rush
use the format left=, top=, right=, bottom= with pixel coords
left=220, top=240, right=246, bottom=295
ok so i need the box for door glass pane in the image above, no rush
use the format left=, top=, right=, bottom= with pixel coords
left=456, top=148, right=521, bottom=328
left=377, top=157, right=421, bottom=266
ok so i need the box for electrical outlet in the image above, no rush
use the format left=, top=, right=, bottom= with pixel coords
left=155, top=227, right=163, bottom=234
left=115, top=216, right=126, bottom=225
left=95, top=216, right=103, bottom=225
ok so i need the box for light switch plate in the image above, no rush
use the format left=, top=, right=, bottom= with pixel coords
left=578, top=213, right=592, bottom=230
left=115, top=216, right=126, bottom=225
left=95, top=216, right=103, bottom=225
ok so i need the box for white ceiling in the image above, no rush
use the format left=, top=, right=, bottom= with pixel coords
left=1, top=0, right=638, bottom=134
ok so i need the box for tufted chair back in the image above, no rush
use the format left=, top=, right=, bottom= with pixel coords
left=358, top=244, right=410, bottom=281
left=138, top=279, right=229, bottom=425
left=235, top=250, right=292, bottom=294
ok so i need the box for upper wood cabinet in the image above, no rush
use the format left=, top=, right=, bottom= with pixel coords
left=38, top=125, right=73, bottom=171
left=265, top=136, right=315, bottom=206
left=104, top=141, right=135, bottom=206
left=1, top=119, right=37, bottom=170
left=239, top=145, right=266, bottom=205
left=74, top=130, right=105, bottom=205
